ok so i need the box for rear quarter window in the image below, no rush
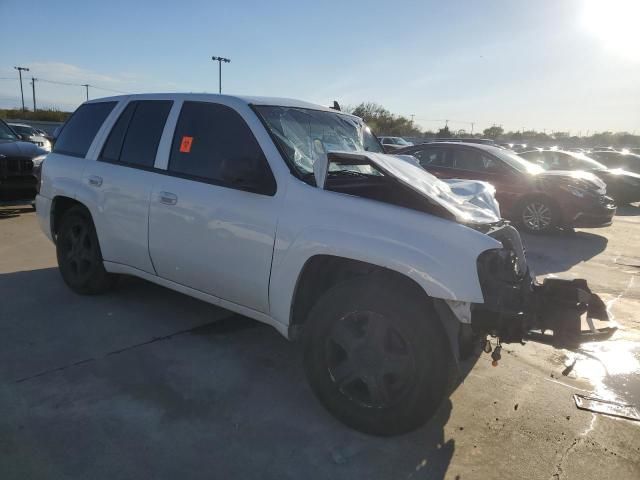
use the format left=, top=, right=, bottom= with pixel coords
left=53, top=102, right=116, bottom=158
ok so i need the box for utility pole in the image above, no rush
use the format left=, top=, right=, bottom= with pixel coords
left=81, top=84, right=89, bottom=101
left=14, top=66, right=30, bottom=112
left=471, top=122, right=474, bottom=135
left=410, top=114, right=415, bottom=123
left=211, top=56, right=231, bottom=94
left=31, top=77, right=37, bottom=111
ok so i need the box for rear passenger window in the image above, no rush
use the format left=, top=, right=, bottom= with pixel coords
left=168, top=101, right=276, bottom=195
left=452, top=149, right=503, bottom=173
left=414, top=148, right=451, bottom=168
left=100, top=100, right=172, bottom=168
left=100, top=103, right=136, bottom=162
left=53, top=102, right=116, bottom=157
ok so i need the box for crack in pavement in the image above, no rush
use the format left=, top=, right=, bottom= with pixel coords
left=551, top=437, right=580, bottom=479
left=13, top=315, right=248, bottom=384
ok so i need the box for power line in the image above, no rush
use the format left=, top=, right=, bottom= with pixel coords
left=36, top=78, right=128, bottom=94
left=89, top=85, right=128, bottom=94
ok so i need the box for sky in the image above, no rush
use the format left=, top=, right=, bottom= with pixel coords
left=1, top=0, right=639, bottom=134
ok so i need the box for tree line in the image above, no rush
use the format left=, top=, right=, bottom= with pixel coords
left=348, top=102, right=639, bottom=147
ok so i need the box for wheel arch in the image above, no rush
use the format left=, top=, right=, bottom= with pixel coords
left=288, top=255, right=421, bottom=330
left=287, top=255, right=461, bottom=354
left=50, top=196, right=91, bottom=240
left=512, top=192, right=563, bottom=225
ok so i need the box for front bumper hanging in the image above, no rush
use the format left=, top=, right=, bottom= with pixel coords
left=472, top=224, right=616, bottom=348
left=472, top=275, right=616, bottom=348
left=525, top=277, right=615, bottom=346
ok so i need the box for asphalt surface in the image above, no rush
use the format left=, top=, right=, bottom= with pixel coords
left=1, top=201, right=639, bottom=479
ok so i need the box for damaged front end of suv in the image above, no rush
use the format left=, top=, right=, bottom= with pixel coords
left=322, top=150, right=616, bottom=357
left=472, top=222, right=613, bottom=351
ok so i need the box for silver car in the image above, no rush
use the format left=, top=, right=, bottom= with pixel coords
left=8, top=123, right=52, bottom=152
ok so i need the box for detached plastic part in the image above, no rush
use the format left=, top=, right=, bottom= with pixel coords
left=573, top=394, right=640, bottom=421
left=526, top=278, right=616, bottom=347
left=473, top=276, right=617, bottom=348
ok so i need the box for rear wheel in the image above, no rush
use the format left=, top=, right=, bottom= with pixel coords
left=303, top=276, right=449, bottom=436
left=56, top=206, right=117, bottom=294
left=519, top=198, right=557, bottom=234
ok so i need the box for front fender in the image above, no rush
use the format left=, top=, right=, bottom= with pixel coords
left=268, top=218, right=501, bottom=327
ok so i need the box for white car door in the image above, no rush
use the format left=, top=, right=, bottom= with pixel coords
left=148, top=100, right=279, bottom=313
left=82, top=99, right=173, bottom=274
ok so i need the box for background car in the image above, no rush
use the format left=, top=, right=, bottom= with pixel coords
left=519, top=149, right=640, bottom=204
left=378, top=136, right=413, bottom=151
left=0, top=119, right=47, bottom=200
left=589, top=150, right=640, bottom=173
left=7, top=123, right=52, bottom=152
left=396, top=142, right=616, bottom=233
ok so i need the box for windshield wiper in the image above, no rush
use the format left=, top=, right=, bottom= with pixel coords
left=327, top=169, right=370, bottom=178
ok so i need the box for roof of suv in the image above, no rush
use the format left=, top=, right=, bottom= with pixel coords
left=86, top=93, right=352, bottom=116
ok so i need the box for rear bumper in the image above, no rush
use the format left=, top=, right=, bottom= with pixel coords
left=35, top=194, right=54, bottom=242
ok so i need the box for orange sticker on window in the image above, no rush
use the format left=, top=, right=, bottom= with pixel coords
left=180, top=136, right=193, bottom=153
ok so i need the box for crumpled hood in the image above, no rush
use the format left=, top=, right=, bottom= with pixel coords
left=537, top=169, right=607, bottom=194
left=0, top=139, right=48, bottom=158
left=360, top=152, right=501, bottom=224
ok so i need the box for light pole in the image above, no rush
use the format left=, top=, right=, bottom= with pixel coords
left=31, top=77, right=37, bottom=111
left=211, top=56, right=231, bottom=94
left=81, top=84, right=89, bottom=101
left=14, top=66, right=30, bottom=112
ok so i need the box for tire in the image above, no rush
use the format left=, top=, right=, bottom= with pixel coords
left=518, top=197, right=557, bottom=234
left=56, top=206, right=117, bottom=294
left=303, top=276, right=449, bottom=436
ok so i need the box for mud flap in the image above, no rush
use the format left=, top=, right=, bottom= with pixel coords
left=527, top=278, right=616, bottom=347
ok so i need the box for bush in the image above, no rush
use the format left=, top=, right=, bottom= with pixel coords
left=0, top=108, right=71, bottom=122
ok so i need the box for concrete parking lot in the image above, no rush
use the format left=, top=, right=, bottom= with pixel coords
left=1, top=202, right=639, bottom=479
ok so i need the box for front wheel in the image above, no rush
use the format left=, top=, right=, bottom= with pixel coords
left=56, top=206, right=117, bottom=294
left=519, top=198, right=557, bottom=234
left=303, top=276, right=449, bottom=436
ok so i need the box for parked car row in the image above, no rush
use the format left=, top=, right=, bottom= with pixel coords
left=31, top=93, right=615, bottom=436
left=0, top=119, right=48, bottom=199
left=518, top=149, right=640, bottom=204
left=395, top=142, right=618, bottom=233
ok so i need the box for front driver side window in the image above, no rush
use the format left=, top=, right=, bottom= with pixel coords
left=168, top=101, right=277, bottom=195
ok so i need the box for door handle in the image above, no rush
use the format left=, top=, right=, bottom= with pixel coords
left=159, top=191, right=178, bottom=205
left=87, top=175, right=103, bottom=187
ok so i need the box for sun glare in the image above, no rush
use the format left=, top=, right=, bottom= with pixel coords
left=582, top=0, right=640, bottom=61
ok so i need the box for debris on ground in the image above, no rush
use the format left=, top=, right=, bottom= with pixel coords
left=573, top=394, right=640, bottom=421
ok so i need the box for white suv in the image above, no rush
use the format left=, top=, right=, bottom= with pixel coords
left=36, top=94, right=609, bottom=435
